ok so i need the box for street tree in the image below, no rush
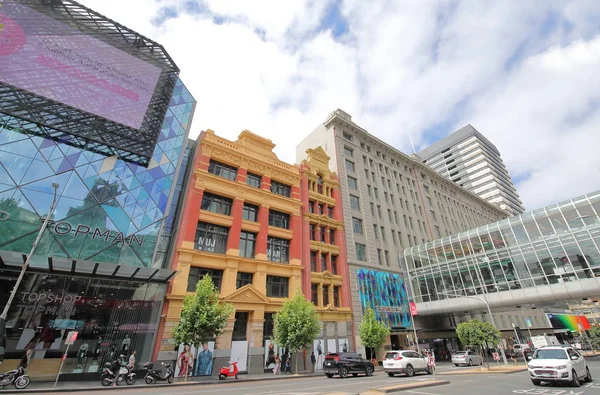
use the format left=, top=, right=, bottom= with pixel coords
left=273, top=290, right=321, bottom=374
left=173, top=274, right=234, bottom=379
left=358, top=307, right=390, bottom=363
left=589, top=326, right=600, bottom=350
left=456, top=319, right=501, bottom=366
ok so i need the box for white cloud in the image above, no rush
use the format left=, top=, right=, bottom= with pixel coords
left=78, top=0, right=600, bottom=210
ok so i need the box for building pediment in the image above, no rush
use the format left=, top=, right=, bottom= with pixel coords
left=223, top=284, right=270, bottom=303
left=320, top=270, right=335, bottom=279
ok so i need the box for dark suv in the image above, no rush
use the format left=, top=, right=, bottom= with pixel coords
left=323, top=352, right=375, bottom=379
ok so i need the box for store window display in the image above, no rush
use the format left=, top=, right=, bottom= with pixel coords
left=0, top=268, right=165, bottom=379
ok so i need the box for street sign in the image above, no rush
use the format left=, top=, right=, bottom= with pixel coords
left=492, top=352, right=500, bottom=361
left=65, top=331, right=78, bottom=345
left=409, top=302, right=418, bottom=316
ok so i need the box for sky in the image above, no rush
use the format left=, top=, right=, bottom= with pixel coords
left=79, top=0, right=600, bottom=212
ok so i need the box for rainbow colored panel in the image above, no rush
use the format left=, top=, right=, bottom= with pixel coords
left=546, top=314, right=591, bottom=331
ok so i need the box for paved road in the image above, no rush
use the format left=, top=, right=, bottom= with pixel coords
left=18, top=359, right=600, bottom=395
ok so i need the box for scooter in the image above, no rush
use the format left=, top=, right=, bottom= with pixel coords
left=218, top=361, right=239, bottom=380
left=100, top=362, right=124, bottom=386
left=0, top=366, right=30, bottom=389
left=122, top=365, right=136, bottom=385
left=143, top=361, right=174, bottom=384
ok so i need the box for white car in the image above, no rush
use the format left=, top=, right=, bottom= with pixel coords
left=383, top=350, right=433, bottom=377
left=452, top=350, right=483, bottom=366
left=527, top=346, right=592, bottom=387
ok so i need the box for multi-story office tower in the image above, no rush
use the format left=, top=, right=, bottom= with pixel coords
left=296, top=109, right=508, bottom=355
left=161, top=130, right=353, bottom=375
left=0, top=0, right=194, bottom=379
left=418, top=124, right=525, bottom=216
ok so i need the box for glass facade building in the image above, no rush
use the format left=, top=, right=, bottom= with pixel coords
left=404, top=191, right=600, bottom=305
left=0, top=1, right=195, bottom=379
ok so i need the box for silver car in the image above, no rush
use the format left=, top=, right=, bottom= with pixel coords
left=452, top=350, right=483, bottom=366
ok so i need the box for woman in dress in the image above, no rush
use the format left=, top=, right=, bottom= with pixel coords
left=178, top=344, right=193, bottom=377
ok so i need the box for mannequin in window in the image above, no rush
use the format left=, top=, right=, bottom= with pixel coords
left=121, top=336, right=131, bottom=354
left=77, top=342, right=89, bottom=368
left=93, top=337, right=102, bottom=361
left=107, top=343, right=116, bottom=363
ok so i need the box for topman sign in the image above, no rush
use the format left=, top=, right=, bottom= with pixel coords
left=44, top=219, right=147, bottom=246
left=0, top=210, right=147, bottom=246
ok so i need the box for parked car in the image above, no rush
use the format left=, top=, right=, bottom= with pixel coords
left=323, top=352, right=375, bottom=379
left=382, top=350, right=433, bottom=377
left=527, top=345, right=592, bottom=387
left=452, top=350, right=483, bottom=366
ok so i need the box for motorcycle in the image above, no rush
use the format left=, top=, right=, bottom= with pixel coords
left=218, top=361, right=239, bottom=380
left=121, top=365, right=136, bottom=385
left=143, top=361, right=174, bottom=384
left=0, top=366, right=31, bottom=389
left=100, top=362, right=135, bottom=386
left=100, top=362, right=122, bottom=386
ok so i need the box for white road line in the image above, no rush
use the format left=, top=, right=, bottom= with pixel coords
left=406, top=391, right=442, bottom=395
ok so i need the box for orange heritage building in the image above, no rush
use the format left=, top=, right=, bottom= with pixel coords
left=154, top=130, right=352, bottom=374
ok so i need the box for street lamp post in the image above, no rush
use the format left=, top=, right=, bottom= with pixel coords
left=0, top=183, right=59, bottom=346
left=439, top=290, right=508, bottom=365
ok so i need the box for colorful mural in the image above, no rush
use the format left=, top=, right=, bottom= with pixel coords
left=0, top=79, right=194, bottom=268
left=356, top=269, right=411, bottom=328
left=546, top=314, right=591, bottom=331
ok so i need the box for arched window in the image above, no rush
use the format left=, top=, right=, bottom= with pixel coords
left=317, top=174, right=323, bottom=194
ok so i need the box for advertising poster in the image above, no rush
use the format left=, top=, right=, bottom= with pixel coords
left=264, top=339, right=281, bottom=372
left=230, top=341, right=249, bottom=372
left=175, top=343, right=196, bottom=377
left=314, top=339, right=324, bottom=370
left=194, top=341, right=215, bottom=376
left=327, top=339, right=336, bottom=355
left=338, top=338, right=349, bottom=353
left=0, top=1, right=162, bottom=129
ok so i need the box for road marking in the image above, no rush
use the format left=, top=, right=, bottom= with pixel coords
left=406, top=391, right=442, bottom=395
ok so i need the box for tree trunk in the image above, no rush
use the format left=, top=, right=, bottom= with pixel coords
left=295, top=349, right=299, bottom=375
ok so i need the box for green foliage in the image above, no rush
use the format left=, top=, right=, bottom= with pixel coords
left=589, top=326, right=600, bottom=349
left=456, top=319, right=501, bottom=350
left=273, top=290, right=321, bottom=354
left=358, top=307, right=390, bottom=357
left=173, top=275, right=234, bottom=347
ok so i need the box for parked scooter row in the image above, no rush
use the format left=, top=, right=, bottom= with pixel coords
left=101, top=362, right=136, bottom=386
left=100, top=359, right=174, bottom=386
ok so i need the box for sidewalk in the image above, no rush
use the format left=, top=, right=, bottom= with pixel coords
left=1, top=370, right=327, bottom=394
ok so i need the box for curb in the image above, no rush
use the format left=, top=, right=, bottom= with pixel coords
left=439, top=367, right=528, bottom=375
left=0, top=372, right=323, bottom=394
left=365, top=379, right=451, bottom=394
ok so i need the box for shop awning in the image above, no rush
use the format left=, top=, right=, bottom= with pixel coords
left=0, top=250, right=177, bottom=284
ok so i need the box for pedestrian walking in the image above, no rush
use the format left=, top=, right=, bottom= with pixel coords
left=128, top=350, right=136, bottom=369
left=285, top=355, right=292, bottom=373
left=310, top=351, right=316, bottom=373
left=273, top=354, right=280, bottom=374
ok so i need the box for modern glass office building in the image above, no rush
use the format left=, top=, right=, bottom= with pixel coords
left=0, top=0, right=195, bottom=379
left=404, top=190, right=600, bottom=312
